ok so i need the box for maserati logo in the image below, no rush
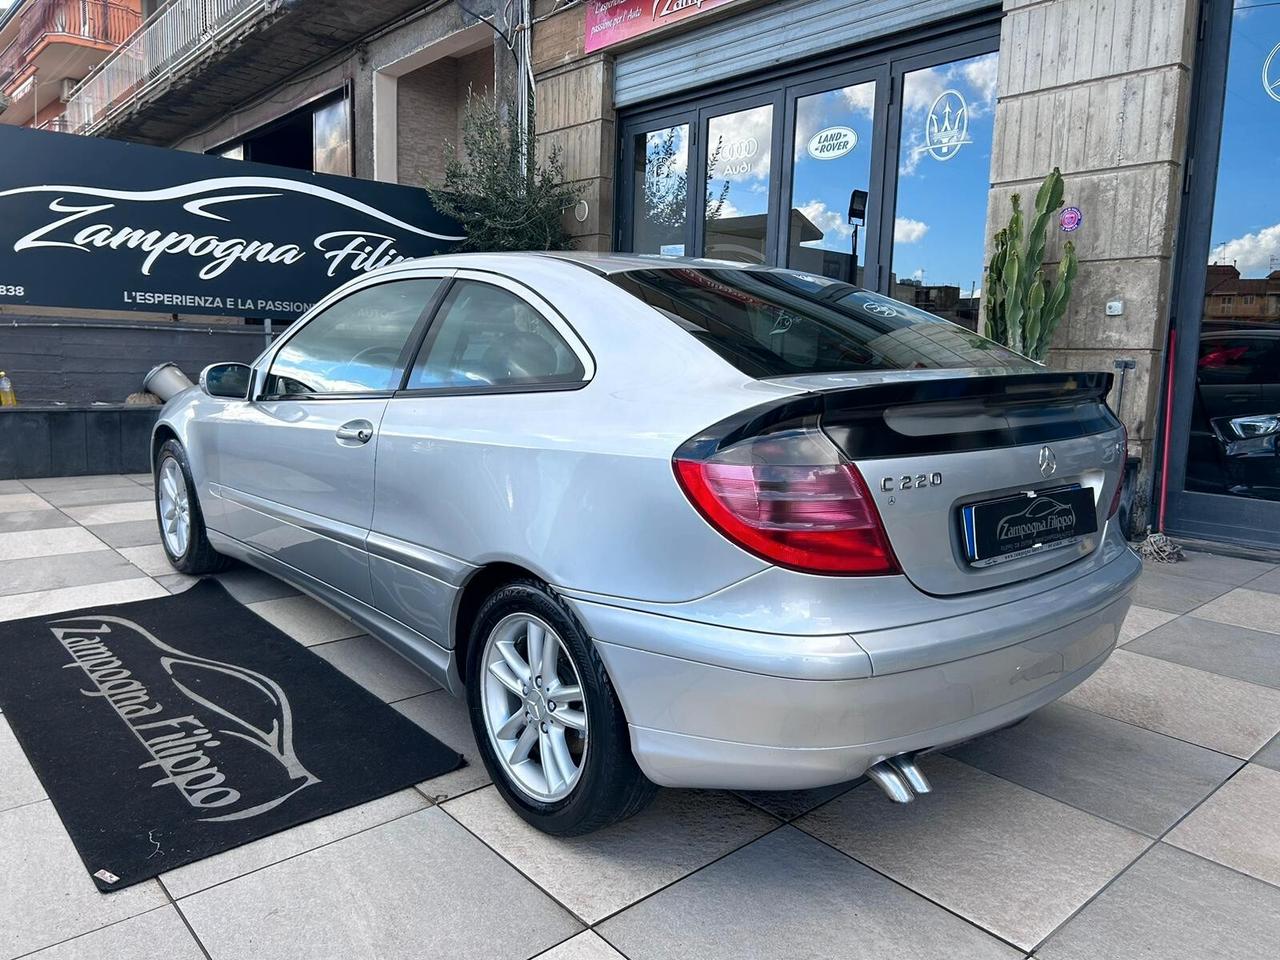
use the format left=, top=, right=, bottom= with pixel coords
left=920, top=89, right=972, bottom=162
left=1264, top=41, right=1280, bottom=104
left=1039, top=445, right=1057, bottom=478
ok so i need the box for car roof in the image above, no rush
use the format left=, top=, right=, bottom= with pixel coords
left=377, top=251, right=771, bottom=276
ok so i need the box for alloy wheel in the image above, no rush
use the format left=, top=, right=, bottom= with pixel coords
left=158, top=457, right=191, bottom=559
left=479, top=612, right=588, bottom=803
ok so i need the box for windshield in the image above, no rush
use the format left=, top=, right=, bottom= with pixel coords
left=609, top=267, right=1031, bottom=378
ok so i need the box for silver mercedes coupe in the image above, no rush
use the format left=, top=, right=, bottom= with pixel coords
left=152, top=253, right=1139, bottom=834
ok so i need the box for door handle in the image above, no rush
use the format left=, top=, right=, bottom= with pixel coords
left=335, top=420, right=375, bottom=445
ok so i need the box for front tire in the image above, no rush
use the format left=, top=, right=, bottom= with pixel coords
left=155, top=439, right=230, bottom=576
left=466, top=580, right=656, bottom=835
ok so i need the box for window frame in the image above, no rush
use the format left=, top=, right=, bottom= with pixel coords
left=393, top=269, right=596, bottom=399
left=254, top=270, right=453, bottom=402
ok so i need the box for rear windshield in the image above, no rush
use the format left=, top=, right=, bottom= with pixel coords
left=609, top=267, right=1030, bottom=378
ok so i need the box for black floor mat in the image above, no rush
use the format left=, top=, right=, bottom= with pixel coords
left=0, top=580, right=463, bottom=891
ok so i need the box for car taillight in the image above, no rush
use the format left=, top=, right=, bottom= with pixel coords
left=1107, top=422, right=1128, bottom=518
left=673, top=425, right=899, bottom=576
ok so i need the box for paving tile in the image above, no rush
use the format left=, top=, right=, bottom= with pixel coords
left=0, top=480, right=26, bottom=494
left=0, top=509, right=77, bottom=534
left=444, top=786, right=777, bottom=923
left=1131, top=569, right=1234, bottom=614
left=1165, top=764, right=1280, bottom=888
left=0, top=526, right=104, bottom=562
left=22, top=475, right=144, bottom=494
left=245, top=595, right=362, bottom=646
left=179, top=807, right=580, bottom=960
left=312, top=634, right=440, bottom=703
left=734, top=781, right=860, bottom=821
left=0, top=714, right=45, bottom=813
left=1255, top=733, right=1280, bottom=771
left=394, top=691, right=492, bottom=800
left=40, top=487, right=154, bottom=509
left=0, top=578, right=167, bottom=623
left=0, top=801, right=168, bottom=960
left=0, top=492, right=51, bottom=514
left=88, top=519, right=161, bottom=548
left=1242, top=566, right=1280, bottom=596
left=155, top=573, right=200, bottom=594
left=535, top=931, right=627, bottom=960
left=1126, top=615, right=1280, bottom=688
left=115, top=544, right=177, bottom=578
left=63, top=501, right=156, bottom=526
left=1118, top=604, right=1178, bottom=643
left=0, top=550, right=146, bottom=598
left=161, top=789, right=429, bottom=898
left=1195, top=587, right=1280, bottom=636
left=213, top=564, right=299, bottom=603
left=25, top=906, right=205, bottom=960
left=1062, top=649, right=1280, bottom=758
left=1037, top=843, right=1280, bottom=960
left=600, top=826, right=1021, bottom=960
left=796, top=756, right=1149, bottom=950
left=1147, top=551, right=1276, bottom=587
left=946, top=701, right=1240, bottom=836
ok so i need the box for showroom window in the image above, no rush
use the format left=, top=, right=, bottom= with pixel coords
left=618, top=23, right=998, bottom=329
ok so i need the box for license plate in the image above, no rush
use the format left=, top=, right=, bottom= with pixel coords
left=960, top=485, right=1097, bottom=567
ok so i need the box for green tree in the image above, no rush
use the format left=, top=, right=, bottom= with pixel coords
left=429, top=92, right=583, bottom=252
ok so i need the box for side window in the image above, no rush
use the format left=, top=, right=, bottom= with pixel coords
left=407, top=281, right=585, bottom=390
left=265, top=278, right=441, bottom=396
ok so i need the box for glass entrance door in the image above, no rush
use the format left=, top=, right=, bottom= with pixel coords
left=618, top=21, right=999, bottom=309
left=1166, top=0, right=1280, bottom=547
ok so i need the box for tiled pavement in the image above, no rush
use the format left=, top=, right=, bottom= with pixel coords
left=1, top=474, right=1279, bottom=960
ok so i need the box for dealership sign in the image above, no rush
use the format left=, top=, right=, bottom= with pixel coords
left=0, top=126, right=463, bottom=319
left=585, top=0, right=743, bottom=53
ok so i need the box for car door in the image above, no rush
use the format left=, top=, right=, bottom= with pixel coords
left=369, top=273, right=593, bottom=647
left=211, top=273, right=449, bottom=603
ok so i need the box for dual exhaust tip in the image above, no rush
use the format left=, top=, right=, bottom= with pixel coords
left=865, top=754, right=932, bottom=803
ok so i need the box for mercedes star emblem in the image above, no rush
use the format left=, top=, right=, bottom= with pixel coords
left=1039, top=445, right=1057, bottom=478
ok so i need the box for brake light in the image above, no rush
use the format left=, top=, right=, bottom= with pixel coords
left=1107, top=422, right=1128, bottom=518
left=673, top=426, right=899, bottom=575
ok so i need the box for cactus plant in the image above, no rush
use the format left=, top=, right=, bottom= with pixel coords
left=983, top=168, right=1078, bottom=361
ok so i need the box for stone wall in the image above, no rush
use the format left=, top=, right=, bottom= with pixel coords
left=987, top=0, right=1199, bottom=489
left=532, top=1, right=615, bottom=251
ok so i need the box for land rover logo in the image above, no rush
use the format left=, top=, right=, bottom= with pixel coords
left=807, top=126, right=857, bottom=160
left=1039, top=445, right=1057, bottom=478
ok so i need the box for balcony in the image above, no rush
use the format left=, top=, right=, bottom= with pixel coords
left=62, top=0, right=461, bottom=143
left=0, top=0, right=140, bottom=122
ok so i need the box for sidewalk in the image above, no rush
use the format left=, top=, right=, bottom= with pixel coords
left=2, top=473, right=1278, bottom=960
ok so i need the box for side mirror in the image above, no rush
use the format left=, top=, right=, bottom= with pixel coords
left=200, top=362, right=252, bottom=400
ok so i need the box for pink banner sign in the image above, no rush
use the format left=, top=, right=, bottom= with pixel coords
left=584, top=0, right=741, bottom=53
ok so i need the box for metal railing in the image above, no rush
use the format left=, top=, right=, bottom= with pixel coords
left=34, top=113, right=73, bottom=131
left=0, top=0, right=140, bottom=93
left=63, top=0, right=266, bottom=134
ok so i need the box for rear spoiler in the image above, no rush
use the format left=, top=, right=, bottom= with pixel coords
left=677, top=372, right=1119, bottom=462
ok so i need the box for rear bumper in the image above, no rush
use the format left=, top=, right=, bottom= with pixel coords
left=578, top=545, right=1140, bottom=790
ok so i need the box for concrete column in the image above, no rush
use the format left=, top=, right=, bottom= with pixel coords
left=987, top=0, right=1199, bottom=489
left=532, top=1, right=615, bottom=251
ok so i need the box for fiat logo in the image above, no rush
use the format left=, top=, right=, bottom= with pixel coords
left=1038, top=446, right=1057, bottom=478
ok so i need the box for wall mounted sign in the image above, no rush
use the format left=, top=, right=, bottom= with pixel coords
left=1264, top=41, right=1280, bottom=103
left=920, top=90, right=972, bottom=162
left=585, top=0, right=743, bottom=53
left=0, top=126, right=463, bottom=320
left=807, top=126, right=858, bottom=160
left=1059, top=206, right=1083, bottom=232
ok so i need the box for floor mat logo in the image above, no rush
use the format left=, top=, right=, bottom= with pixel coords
left=50, top=614, right=320, bottom=822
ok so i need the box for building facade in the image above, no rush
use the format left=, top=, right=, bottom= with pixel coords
left=46, top=0, right=1280, bottom=549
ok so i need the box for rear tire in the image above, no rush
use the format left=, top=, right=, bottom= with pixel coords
left=154, top=439, right=230, bottom=576
left=466, top=579, right=656, bottom=835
